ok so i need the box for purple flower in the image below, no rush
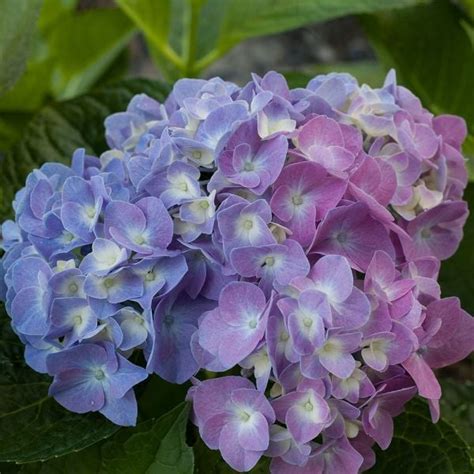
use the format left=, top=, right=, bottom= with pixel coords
left=148, top=292, right=215, bottom=383
left=47, top=342, right=148, bottom=426
left=84, top=267, right=143, bottom=304
left=311, top=202, right=395, bottom=272
left=362, top=385, right=417, bottom=449
left=266, top=313, right=298, bottom=378
left=296, top=115, right=356, bottom=175
left=270, top=161, right=346, bottom=247
left=16, top=166, right=72, bottom=238
left=271, top=380, right=330, bottom=444
left=144, top=161, right=201, bottom=208
left=113, top=307, right=153, bottom=352
left=216, top=119, right=288, bottom=194
left=360, top=321, right=414, bottom=372
left=364, top=250, right=415, bottom=303
left=266, top=425, right=311, bottom=467
left=401, top=201, right=468, bottom=260
left=345, top=82, right=398, bottom=137
left=61, top=176, right=106, bottom=242
left=191, top=102, right=249, bottom=160
left=130, top=254, right=187, bottom=310
left=48, top=297, right=97, bottom=345
left=191, top=376, right=275, bottom=472
left=291, top=254, right=370, bottom=330
left=240, top=344, right=272, bottom=392
left=433, top=114, right=467, bottom=150
left=175, top=191, right=217, bottom=242
left=402, top=297, right=474, bottom=420
left=49, top=267, right=86, bottom=298
left=300, top=330, right=362, bottom=379
left=80, top=238, right=128, bottom=276
left=331, top=363, right=375, bottom=403
left=24, top=336, right=62, bottom=373
left=104, top=197, right=173, bottom=255
left=180, top=240, right=235, bottom=300
left=394, top=111, right=438, bottom=161
left=197, top=281, right=272, bottom=370
left=217, top=197, right=275, bottom=256
left=271, top=436, right=364, bottom=474
left=277, top=290, right=329, bottom=356
left=105, top=94, right=166, bottom=151
left=10, top=256, right=52, bottom=336
left=230, top=239, right=309, bottom=295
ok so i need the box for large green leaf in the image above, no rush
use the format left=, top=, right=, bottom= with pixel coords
left=0, top=1, right=134, bottom=152
left=0, top=78, right=170, bottom=221
left=13, top=403, right=193, bottom=473
left=0, top=0, right=75, bottom=112
left=0, top=382, right=120, bottom=464
left=362, top=0, right=474, bottom=173
left=100, top=403, right=193, bottom=473
left=206, top=0, right=423, bottom=54
left=194, top=0, right=426, bottom=72
left=368, top=398, right=474, bottom=473
left=19, top=445, right=103, bottom=474
left=117, top=0, right=425, bottom=78
left=0, top=0, right=42, bottom=94
left=116, top=0, right=186, bottom=79
left=48, top=8, right=136, bottom=100
left=440, top=380, right=474, bottom=451
left=439, top=184, right=474, bottom=314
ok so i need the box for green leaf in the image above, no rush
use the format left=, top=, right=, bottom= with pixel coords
left=440, top=380, right=474, bottom=449
left=0, top=0, right=42, bottom=94
left=0, top=1, right=74, bottom=113
left=0, top=78, right=170, bottom=221
left=19, top=445, right=103, bottom=474
left=368, top=398, right=474, bottom=473
left=439, top=184, right=474, bottom=314
left=362, top=0, right=474, bottom=176
left=116, top=0, right=185, bottom=79
left=100, top=403, right=193, bottom=473
left=11, top=402, right=193, bottom=473
left=37, top=0, right=78, bottom=32
left=0, top=382, right=120, bottom=464
left=48, top=8, right=136, bottom=100
left=193, top=0, right=426, bottom=73
left=0, top=57, right=53, bottom=113
left=117, top=0, right=425, bottom=78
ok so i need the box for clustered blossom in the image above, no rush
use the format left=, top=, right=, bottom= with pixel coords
left=1, top=70, right=474, bottom=472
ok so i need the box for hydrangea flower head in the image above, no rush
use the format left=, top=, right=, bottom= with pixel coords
left=1, top=69, right=473, bottom=472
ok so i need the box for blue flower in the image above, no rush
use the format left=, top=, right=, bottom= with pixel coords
left=47, top=342, right=148, bottom=426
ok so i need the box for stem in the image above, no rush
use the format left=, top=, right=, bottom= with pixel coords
left=183, top=0, right=202, bottom=77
